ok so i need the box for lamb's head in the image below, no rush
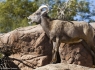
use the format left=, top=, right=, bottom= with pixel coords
left=27, top=5, right=49, bottom=24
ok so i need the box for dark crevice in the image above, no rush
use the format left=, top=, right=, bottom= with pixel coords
left=56, top=51, right=61, bottom=63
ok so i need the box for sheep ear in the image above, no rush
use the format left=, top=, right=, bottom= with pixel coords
left=41, top=11, right=47, bottom=15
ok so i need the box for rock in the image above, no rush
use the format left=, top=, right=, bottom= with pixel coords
left=0, top=24, right=94, bottom=70
left=34, top=63, right=95, bottom=70
left=0, top=25, right=52, bottom=70
left=59, top=43, right=93, bottom=67
left=9, top=54, right=50, bottom=69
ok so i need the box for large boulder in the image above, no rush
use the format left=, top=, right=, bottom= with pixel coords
left=59, top=43, right=93, bottom=67
left=0, top=25, right=52, bottom=70
left=0, top=24, right=94, bottom=70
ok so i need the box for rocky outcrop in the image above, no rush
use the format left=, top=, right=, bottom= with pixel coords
left=0, top=24, right=94, bottom=70
left=0, top=25, right=52, bottom=70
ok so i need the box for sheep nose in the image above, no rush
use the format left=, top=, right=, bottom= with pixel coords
left=27, top=17, right=31, bottom=20
left=27, top=17, right=29, bottom=19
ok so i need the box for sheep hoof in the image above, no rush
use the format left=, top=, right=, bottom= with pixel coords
left=50, top=60, right=57, bottom=64
left=50, top=58, right=57, bottom=64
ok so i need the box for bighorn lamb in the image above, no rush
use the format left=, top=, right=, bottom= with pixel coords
left=27, top=5, right=95, bottom=64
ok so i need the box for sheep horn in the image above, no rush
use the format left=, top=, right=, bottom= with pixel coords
left=37, top=5, right=49, bottom=13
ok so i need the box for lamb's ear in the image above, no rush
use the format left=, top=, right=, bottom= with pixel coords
left=41, top=11, right=47, bottom=16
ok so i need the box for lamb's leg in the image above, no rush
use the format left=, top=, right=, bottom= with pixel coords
left=51, top=41, right=57, bottom=63
left=51, top=37, right=60, bottom=63
left=84, top=40, right=95, bottom=65
left=89, top=41, right=95, bottom=65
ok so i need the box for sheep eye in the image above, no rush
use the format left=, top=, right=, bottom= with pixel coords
left=36, top=13, right=40, bottom=15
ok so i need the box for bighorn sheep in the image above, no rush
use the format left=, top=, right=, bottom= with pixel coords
left=27, top=5, right=95, bottom=64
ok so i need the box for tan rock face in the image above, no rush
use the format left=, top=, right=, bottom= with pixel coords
left=0, top=25, right=52, bottom=70
left=59, top=43, right=93, bottom=67
left=0, top=25, right=94, bottom=70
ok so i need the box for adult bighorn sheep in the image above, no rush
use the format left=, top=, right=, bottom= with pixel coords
left=27, top=5, right=95, bottom=64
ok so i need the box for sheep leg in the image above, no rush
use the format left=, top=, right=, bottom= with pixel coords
left=51, top=41, right=57, bottom=63
left=91, top=46, right=95, bottom=65
left=51, top=37, right=60, bottom=63
left=82, top=40, right=95, bottom=65
left=89, top=41, right=95, bottom=65
left=89, top=41, right=95, bottom=54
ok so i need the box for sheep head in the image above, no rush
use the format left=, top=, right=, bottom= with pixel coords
left=27, top=5, right=49, bottom=24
